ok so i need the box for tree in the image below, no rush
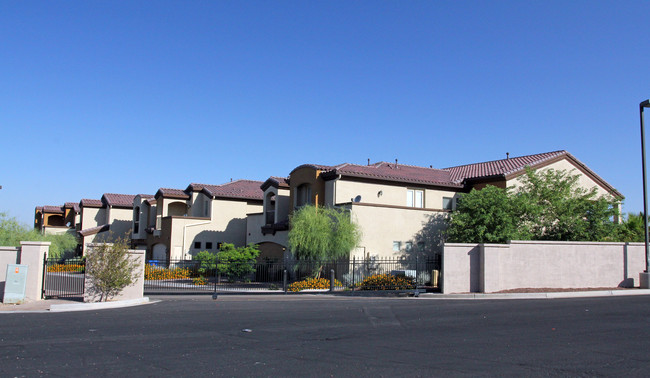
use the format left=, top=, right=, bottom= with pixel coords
left=288, top=205, right=361, bottom=260
left=616, top=212, right=646, bottom=242
left=0, top=212, right=78, bottom=258
left=85, top=236, right=139, bottom=302
left=446, top=186, right=527, bottom=244
left=216, top=243, right=260, bottom=281
left=446, top=168, right=621, bottom=243
left=516, top=168, right=619, bottom=241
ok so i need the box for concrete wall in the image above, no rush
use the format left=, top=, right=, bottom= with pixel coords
left=84, top=247, right=145, bottom=302
left=1, top=242, right=50, bottom=303
left=442, top=241, right=646, bottom=293
left=350, top=204, right=448, bottom=259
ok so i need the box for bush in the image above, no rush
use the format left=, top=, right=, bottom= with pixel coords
left=193, top=250, right=217, bottom=275
left=145, top=265, right=191, bottom=280
left=47, top=263, right=84, bottom=273
left=288, top=277, right=343, bottom=292
left=85, top=237, right=139, bottom=301
left=359, top=274, right=416, bottom=290
left=192, top=276, right=208, bottom=286
left=217, top=243, right=260, bottom=281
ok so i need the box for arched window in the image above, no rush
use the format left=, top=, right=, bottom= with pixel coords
left=265, top=192, right=276, bottom=225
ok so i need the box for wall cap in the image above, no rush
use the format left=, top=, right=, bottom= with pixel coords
left=19, top=241, right=52, bottom=246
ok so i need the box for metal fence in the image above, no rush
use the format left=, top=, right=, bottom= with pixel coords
left=42, top=257, right=86, bottom=299
left=144, top=256, right=440, bottom=294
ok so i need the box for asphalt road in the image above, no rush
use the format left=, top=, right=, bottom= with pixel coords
left=2, top=294, right=650, bottom=377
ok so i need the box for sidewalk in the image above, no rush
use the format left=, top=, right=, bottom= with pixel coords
left=3, top=289, right=650, bottom=313
left=0, top=297, right=152, bottom=313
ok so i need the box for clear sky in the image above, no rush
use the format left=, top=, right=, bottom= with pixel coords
left=1, top=1, right=648, bottom=226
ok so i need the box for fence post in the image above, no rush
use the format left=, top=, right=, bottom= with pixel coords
left=415, top=256, right=419, bottom=287
left=352, top=256, right=356, bottom=289
left=41, top=252, right=47, bottom=299
left=330, top=269, right=335, bottom=292
left=283, top=269, right=288, bottom=293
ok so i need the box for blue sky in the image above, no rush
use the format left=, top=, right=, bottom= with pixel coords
left=1, top=1, right=648, bottom=225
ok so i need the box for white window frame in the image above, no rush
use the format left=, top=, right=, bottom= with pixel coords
left=407, top=189, right=424, bottom=208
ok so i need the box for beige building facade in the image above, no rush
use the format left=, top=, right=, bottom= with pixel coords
left=131, top=180, right=263, bottom=261
left=247, top=150, right=623, bottom=260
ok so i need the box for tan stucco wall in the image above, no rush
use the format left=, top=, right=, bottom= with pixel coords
left=350, top=204, right=448, bottom=259
left=508, top=158, right=613, bottom=198
left=335, top=179, right=460, bottom=210
left=246, top=213, right=289, bottom=247
left=442, top=241, right=645, bottom=294
left=290, top=167, right=326, bottom=208
left=163, top=199, right=263, bottom=260
left=81, top=207, right=106, bottom=230
left=108, top=207, right=134, bottom=238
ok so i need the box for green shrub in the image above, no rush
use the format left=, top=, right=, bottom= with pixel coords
left=217, top=243, right=260, bottom=281
left=359, top=274, right=416, bottom=290
left=193, top=250, right=217, bottom=275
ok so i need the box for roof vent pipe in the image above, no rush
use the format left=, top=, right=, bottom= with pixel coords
left=506, top=152, right=510, bottom=160
left=368, top=158, right=370, bottom=166
left=395, top=159, right=398, bottom=168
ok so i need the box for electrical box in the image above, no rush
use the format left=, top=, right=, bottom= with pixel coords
left=3, top=264, right=28, bottom=304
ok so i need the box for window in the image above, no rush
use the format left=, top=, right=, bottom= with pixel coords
left=194, top=241, right=201, bottom=249
left=407, top=189, right=424, bottom=208
left=393, top=241, right=401, bottom=252
left=206, top=242, right=213, bottom=250
left=296, top=184, right=312, bottom=208
left=443, top=197, right=453, bottom=210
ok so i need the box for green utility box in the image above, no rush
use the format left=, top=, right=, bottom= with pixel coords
left=3, top=264, right=28, bottom=304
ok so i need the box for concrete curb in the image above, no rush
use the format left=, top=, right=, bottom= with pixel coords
left=49, top=297, right=153, bottom=312
left=418, top=289, right=650, bottom=300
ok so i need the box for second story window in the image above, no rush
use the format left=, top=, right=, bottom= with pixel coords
left=406, top=189, right=424, bottom=208
left=296, top=184, right=312, bottom=208
left=265, top=192, right=276, bottom=225
left=442, top=197, right=453, bottom=210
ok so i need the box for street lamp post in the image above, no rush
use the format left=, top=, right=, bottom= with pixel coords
left=640, top=99, right=650, bottom=288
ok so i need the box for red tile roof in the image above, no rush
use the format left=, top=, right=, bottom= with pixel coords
left=102, top=193, right=142, bottom=208
left=156, top=188, right=190, bottom=199
left=444, top=150, right=568, bottom=183
left=79, top=224, right=110, bottom=237
left=197, top=180, right=264, bottom=201
left=64, top=202, right=80, bottom=213
left=80, top=199, right=103, bottom=208
left=261, top=176, right=290, bottom=191
left=41, top=205, right=64, bottom=214
left=323, top=162, right=461, bottom=188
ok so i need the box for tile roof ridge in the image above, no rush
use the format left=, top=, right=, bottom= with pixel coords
left=443, top=150, right=567, bottom=170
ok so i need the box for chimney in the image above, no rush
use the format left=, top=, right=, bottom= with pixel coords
left=506, top=152, right=510, bottom=160
left=395, top=159, right=398, bottom=168
left=367, top=158, right=370, bottom=166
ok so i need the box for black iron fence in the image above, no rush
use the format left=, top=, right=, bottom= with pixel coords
left=144, top=256, right=440, bottom=294
left=42, top=257, right=85, bottom=299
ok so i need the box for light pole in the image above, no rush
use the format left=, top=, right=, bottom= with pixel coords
left=640, top=99, right=650, bottom=288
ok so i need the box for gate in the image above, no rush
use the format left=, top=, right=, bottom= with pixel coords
left=42, top=256, right=86, bottom=299
left=144, top=256, right=441, bottom=294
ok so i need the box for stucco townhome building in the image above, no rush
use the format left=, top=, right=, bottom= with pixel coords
left=247, top=150, right=623, bottom=260
left=131, top=180, right=263, bottom=261
left=78, top=193, right=148, bottom=255
left=34, top=202, right=80, bottom=236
